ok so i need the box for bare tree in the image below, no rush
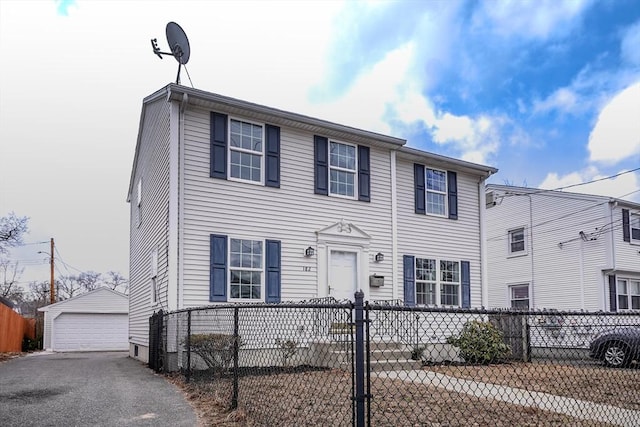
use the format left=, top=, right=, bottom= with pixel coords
left=57, top=275, right=84, bottom=300
left=0, top=257, right=25, bottom=302
left=103, top=271, right=128, bottom=293
left=0, top=213, right=29, bottom=254
left=77, top=271, right=102, bottom=292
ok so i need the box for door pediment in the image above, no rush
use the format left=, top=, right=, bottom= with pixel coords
left=316, top=219, right=371, bottom=244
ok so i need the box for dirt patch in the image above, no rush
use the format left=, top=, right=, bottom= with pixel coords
left=169, top=366, right=624, bottom=426
left=0, top=352, right=24, bottom=364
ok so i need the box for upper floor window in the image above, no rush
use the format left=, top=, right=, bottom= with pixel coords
left=508, top=227, right=526, bottom=255
left=229, top=238, right=263, bottom=301
left=329, top=141, right=357, bottom=198
left=229, top=119, right=263, bottom=183
left=210, top=112, right=280, bottom=187
left=415, top=258, right=460, bottom=307
left=413, top=164, right=458, bottom=220
left=426, top=168, right=447, bottom=216
left=631, top=213, right=640, bottom=242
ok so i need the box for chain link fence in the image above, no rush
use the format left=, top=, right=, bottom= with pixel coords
left=151, top=295, right=640, bottom=426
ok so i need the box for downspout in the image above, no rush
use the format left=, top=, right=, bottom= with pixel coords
left=579, top=238, right=585, bottom=310
left=390, top=150, right=398, bottom=301
left=479, top=180, right=488, bottom=308
left=525, top=194, right=535, bottom=309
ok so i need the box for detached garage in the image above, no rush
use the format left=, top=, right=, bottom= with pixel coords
left=39, top=287, right=128, bottom=352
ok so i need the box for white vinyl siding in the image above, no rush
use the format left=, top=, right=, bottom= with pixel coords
left=180, top=107, right=395, bottom=307
left=128, top=97, right=172, bottom=347
left=396, top=156, right=483, bottom=307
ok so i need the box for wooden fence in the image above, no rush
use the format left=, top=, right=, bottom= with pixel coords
left=0, top=303, right=36, bottom=352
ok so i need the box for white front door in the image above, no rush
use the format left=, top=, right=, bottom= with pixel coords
left=329, top=250, right=357, bottom=301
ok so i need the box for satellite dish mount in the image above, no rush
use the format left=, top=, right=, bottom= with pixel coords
left=151, top=22, right=191, bottom=85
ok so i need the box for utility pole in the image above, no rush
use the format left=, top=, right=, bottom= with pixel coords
left=49, top=238, right=55, bottom=304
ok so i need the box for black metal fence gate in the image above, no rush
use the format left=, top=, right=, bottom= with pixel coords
left=148, top=309, right=164, bottom=372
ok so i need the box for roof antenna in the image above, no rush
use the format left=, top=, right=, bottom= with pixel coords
left=150, top=22, right=191, bottom=85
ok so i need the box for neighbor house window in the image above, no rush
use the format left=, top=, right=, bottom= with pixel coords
left=329, top=141, right=357, bottom=197
left=617, top=279, right=640, bottom=310
left=426, top=168, right=447, bottom=216
left=510, top=284, right=529, bottom=309
left=229, top=239, right=263, bottom=300
left=136, top=178, right=142, bottom=227
left=631, top=213, right=640, bottom=242
left=508, top=227, right=526, bottom=255
left=415, top=258, right=460, bottom=306
left=229, top=119, right=263, bottom=183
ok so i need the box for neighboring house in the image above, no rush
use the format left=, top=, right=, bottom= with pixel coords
left=39, top=287, right=129, bottom=352
left=485, top=184, right=640, bottom=312
left=127, top=84, right=496, bottom=362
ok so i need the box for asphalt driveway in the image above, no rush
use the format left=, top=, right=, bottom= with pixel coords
left=0, top=351, right=198, bottom=427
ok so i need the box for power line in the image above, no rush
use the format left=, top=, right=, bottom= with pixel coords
left=501, top=168, right=640, bottom=198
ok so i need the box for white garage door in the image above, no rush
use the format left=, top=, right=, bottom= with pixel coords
left=53, top=313, right=128, bottom=351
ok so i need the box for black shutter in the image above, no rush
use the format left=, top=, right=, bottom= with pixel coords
left=265, top=240, right=281, bottom=303
left=622, top=209, right=630, bottom=242
left=265, top=125, right=280, bottom=188
left=210, top=234, right=228, bottom=302
left=403, top=255, right=415, bottom=307
left=314, top=136, right=328, bottom=195
left=414, top=164, right=425, bottom=214
left=358, top=145, right=370, bottom=202
left=461, top=261, right=470, bottom=308
left=448, top=171, right=458, bottom=220
left=609, top=275, right=617, bottom=312
left=210, top=112, right=228, bottom=179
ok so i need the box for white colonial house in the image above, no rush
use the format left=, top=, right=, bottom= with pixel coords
left=485, top=184, right=640, bottom=312
left=127, top=84, right=496, bottom=361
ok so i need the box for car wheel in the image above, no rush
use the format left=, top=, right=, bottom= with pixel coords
left=603, top=342, right=631, bottom=368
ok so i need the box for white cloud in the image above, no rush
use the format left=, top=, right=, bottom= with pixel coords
left=621, top=20, right=640, bottom=66
left=532, top=87, right=580, bottom=115
left=539, top=167, right=640, bottom=202
left=588, top=82, right=640, bottom=164
left=472, top=0, right=591, bottom=40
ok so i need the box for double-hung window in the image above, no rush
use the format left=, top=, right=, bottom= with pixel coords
left=229, top=239, right=263, bottom=301
left=229, top=119, right=263, bottom=183
left=617, top=279, right=640, bottom=310
left=416, top=258, right=437, bottom=305
left=329, top=141, right=357, bottom=197
left=426, top=168, right=447, bottom=216
left=415, top=258, right=460, bottom=306
left=631, top=213, right=640, bottom=242
left=508, top=227, right=526, bottom=255
left=510, top=284, right=529, bottom=309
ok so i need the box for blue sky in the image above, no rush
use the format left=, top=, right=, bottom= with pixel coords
left=0, top=0, right=639, bottom=283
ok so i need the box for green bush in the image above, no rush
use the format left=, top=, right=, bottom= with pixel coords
left=446, top=321, right=510, bottom=364
left=186, top=333, right=241, bottom=372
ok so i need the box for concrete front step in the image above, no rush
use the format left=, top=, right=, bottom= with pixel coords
left=309, top=340, right=423, bottom=371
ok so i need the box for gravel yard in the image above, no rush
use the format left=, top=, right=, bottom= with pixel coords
left=171, top=363, right=633, bottom=426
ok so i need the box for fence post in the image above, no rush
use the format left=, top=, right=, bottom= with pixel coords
left=232, top=306, right=239, bottom=409
left=186, top=310, right=191, bottom=382
left=354, top=290, right=365, bottom=427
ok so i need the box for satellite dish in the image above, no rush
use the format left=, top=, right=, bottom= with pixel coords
left=150, top=22, right=191, bottom=85
left=166, top=22, right=190, bottom=65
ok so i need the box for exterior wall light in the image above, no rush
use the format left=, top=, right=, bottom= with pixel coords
left=305, top=246, right=315, bottom=257
left=375, top=252, right=384, bottom=262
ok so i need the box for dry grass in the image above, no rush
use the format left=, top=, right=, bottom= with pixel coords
left=0, top=352, right=24, bottom=364
left=169, top=363, right=633, bottom=426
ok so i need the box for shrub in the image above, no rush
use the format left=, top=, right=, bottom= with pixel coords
left=446, top=321, right=510, bottom=364
left=186, top=333, right=241, bottom=372
left=275, top=338, right=299, bottom=367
